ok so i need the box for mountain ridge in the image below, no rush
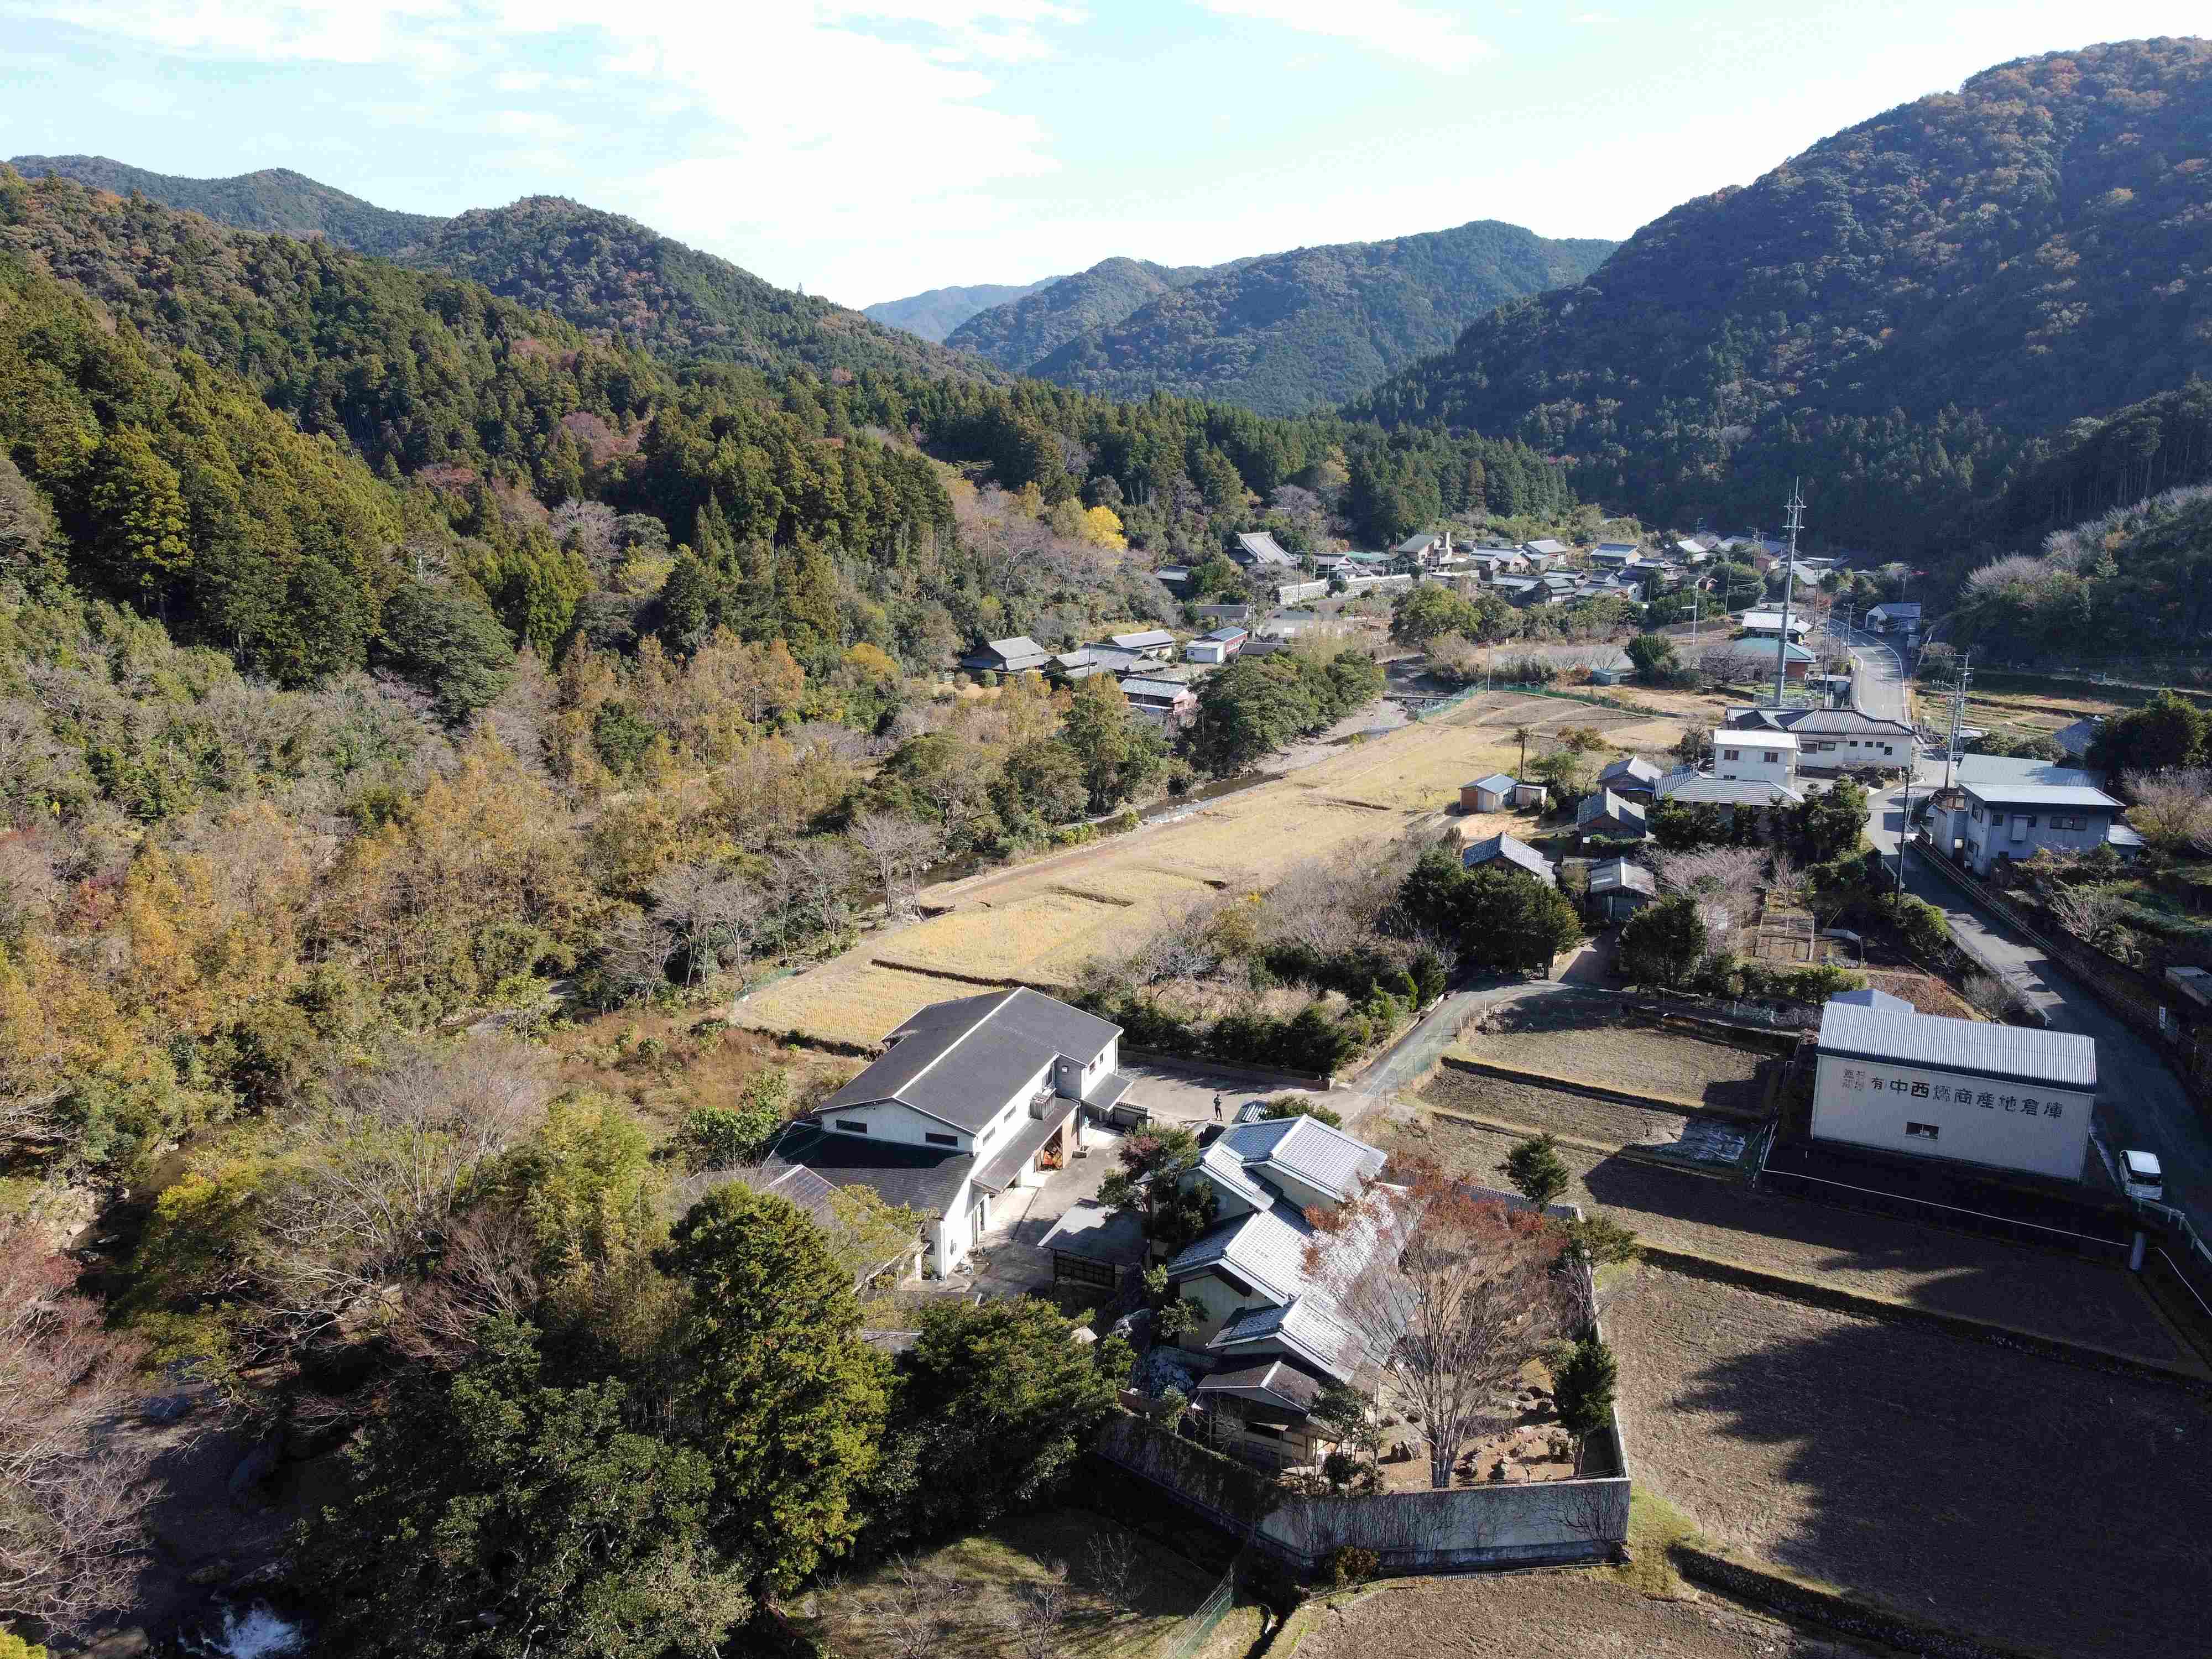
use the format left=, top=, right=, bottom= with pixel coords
left=7, top=153, right=445, bottom=255
left=1347, top=36, right=2212, bottom=546
left=863, top=275, right=1065, bottom=342
left=952, top=223, right=1615, bottom=416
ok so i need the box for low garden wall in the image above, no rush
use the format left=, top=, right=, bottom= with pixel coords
left=1091, top=1413, right=1629, bottom=1578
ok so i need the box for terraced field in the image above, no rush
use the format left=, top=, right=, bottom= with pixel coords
left=738, top=692, right=1674, bottom=1047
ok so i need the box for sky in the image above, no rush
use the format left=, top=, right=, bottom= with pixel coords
left=3, top=2, right=2206, bottom=307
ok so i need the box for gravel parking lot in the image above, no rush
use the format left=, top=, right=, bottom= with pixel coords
left=1608, top=1266, right=2211, bottom=1659
left=1291, top=1569, right=1881, bottom=1659
left=1388, top=1109, right=2190, bottom=1367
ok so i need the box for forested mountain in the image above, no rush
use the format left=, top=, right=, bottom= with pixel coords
left=6, top=153, right=445, bottom=255
left=1026, top=222, right=1615, bottom=416
left=863, top=275, right=1065, bottom=342
left=0, top=164, right=1572, bottom=695
left=952, top=223, right=1612, bottom=416
left=1349, top=38, right=2212, bottom=549
left=1968, top=382, right=2212, bottom=550
left=948, top=256, right=1208, bottom=371
left=406, top=196, right=996, bottom=381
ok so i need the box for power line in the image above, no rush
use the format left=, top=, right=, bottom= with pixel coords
left=1773, top=479, right=1805, bottom=709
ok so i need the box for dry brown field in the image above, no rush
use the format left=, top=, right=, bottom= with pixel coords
left=1291, top=1571, right=1878, bottom=1659
left=1455, top=996, right=1773, bottom=1110
left=1423, top=1066, right=1710, bottom=1151
left=797, top=1508, right=1245, bottom=1658
left=1609, top=1266, right=2211, bottom=1659
left=1389, top=1107, right=2193, bottom=1368
left=738, top=693, right=1679, bottom=1047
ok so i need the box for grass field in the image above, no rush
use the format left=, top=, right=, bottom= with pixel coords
left=738, top=692, right=1679, bottom=1047
left=1455, top=995, right=1773, bottom=1109
left=1288, top=1568, right=1868, bottom=1659
left=1387, top=1105, right=2193, bottom=1368
left=797, top=1509, right=1244, bottom=1659
left=1609, top=1265, right=2211, bottom=1659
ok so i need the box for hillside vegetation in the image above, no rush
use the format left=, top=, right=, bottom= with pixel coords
left=947, top=255, right=1207, bottom=371
left=6, top=152, right=445, bottom=255
left=408, top=195, right=997, bottom=381
left=1350, top=38, right=2212, bottom=547
left=954, top=222, right=1613, bottom=415
left=1029, top=221, right=1615, bottom=415
left=862, top=275, right=1063, bottom=342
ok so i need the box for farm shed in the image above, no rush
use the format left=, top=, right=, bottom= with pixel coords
left=1811, top=1001, right=2096, bottom=1182
left=1460, top=771, right=1517, bottom=813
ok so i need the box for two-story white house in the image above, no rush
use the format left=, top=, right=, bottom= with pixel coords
left=764, top=989, right=1133, bottom=1276
left=1952, top=779, right=2126, bottom=878
left=1714, top=729, right=1798, bottom=791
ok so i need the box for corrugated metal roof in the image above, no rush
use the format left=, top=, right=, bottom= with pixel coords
left=1466, top=771, right=1517, bottom=793
left=1954, top=756, right=2097, bottom=789
left=1110, top=629, right=1176, bottom=649
left=1959, top=781, right=2119, bottom=809
left=1588, top=857, right=1655, bottom=895
left=1829, top=987, right=1914, bottom=1013
left=1817, top=1002, right=2096, bottom=1089
left=1234, top=531, right=1295, bottom=566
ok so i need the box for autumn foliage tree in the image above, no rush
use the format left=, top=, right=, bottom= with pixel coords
left=1303, top=1156, right=1565, bottom=1489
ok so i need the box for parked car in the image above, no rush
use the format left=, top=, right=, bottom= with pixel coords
left=2121, top=1148, right=2164, bottom=1202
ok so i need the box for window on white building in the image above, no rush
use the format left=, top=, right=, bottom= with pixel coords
left=1905, top=1122, right=1940, bottom=1140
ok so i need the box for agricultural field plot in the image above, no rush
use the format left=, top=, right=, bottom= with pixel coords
left=1291, top=1569, right=1879, bottom=1659
left=1423, top=1065, right=1714, bottom=1153
left=1608, top=1267, right=2211, bottom=1659
left=797, top=1509, right=1243, bottom=1659
left=1386, top=1110, right=2192, bottom=1368
left=1457, top=995, right=1774, bottom=1110
left=739, top=692, right=1684, bottom=1047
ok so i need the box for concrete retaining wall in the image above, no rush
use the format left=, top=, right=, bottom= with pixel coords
left=1673, top=1547, right=2056, bottom=1659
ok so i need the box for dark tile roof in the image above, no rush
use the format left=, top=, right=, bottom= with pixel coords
left=765, top=1121, right=974, bottom=1217
left=1461, top=831, right=1555, bottom=882
left=823, top=988, right=1120, bottom=1134
left=1037, top=1198, right=1147, bottom=1265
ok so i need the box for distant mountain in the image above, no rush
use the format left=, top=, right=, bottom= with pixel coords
left=7, top=153, right=442, bottom=255
left=6, top=159, right=995, bottom=384
left=404, top=196, right=997, bottom=381
left=948, top=257, right=1212, bottom=373
left=1347, top=38, right=2212, bottom=549
left=947, top=226, right=1614, bottom=417
left=863, top=276, right=1064, bottom=342
left=1030, top=223, right=1615, bottom=416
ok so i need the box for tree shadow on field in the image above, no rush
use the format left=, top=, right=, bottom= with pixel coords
left=1575, top=1152, right=2183, bottom=1364
left=1656, top=1308, right=2210, bottom=1659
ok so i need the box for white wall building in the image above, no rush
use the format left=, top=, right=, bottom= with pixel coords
left=1953, top=779, right=2125, bottom=878
left=766, top=988, right=1133, bottom=1274
left=1714, top=729, right=1798, bottom=791
left=1810, top=1000, right=2095, bottom=1181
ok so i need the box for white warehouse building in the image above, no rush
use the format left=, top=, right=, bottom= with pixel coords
left=1810, top=1000, right=2096, bottom=1181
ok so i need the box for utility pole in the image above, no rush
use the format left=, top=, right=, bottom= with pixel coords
left=1944, top=649, right=1971, bottom=791
left=1895, top=770, right=1913, bottom=904
left=1773, top=479, right=1805, bottom=710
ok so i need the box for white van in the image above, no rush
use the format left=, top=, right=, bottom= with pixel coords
left=2121, top=1149, right=2164, bottom=1203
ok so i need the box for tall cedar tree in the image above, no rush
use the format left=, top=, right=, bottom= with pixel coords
left=659, top=1185, right=892, bottom=1595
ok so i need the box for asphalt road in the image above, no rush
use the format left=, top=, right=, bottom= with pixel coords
left=1825, top=617, right=1912, bottom=725
left=1863, top=770, right=2212, bottom=1239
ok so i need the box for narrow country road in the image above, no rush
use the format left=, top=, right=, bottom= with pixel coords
left=1864, top=768, right=2212, bottom=1240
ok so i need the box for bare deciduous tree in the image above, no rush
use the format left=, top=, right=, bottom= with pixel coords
left=2044, top=881, right=2131, bottom=953
left=1652, top=846, right=1765, bottom=954
left=1303, top=1156, right=1564, bottom=1490
left=851, top=811, right=946, bottom=919
left=649, top=862, right=766, bottom=988
left=2123, top=768, right=2212, bottom=854
left=255, top=1036, right=552, bottom=1340
left=1002, top=1562, right=1071, bottom=1659
left=1083, top=1527, right=1140, bottom=1608
left=776, top=837, right=861, bottom=942
left=0, top=1222, right=150, bottom=1632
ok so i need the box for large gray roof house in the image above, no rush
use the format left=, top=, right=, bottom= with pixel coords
left=771, top=988, right=1133, bottom=1276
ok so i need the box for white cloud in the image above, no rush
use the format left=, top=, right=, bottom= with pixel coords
left=1194, top=0, right=1491, bottom=72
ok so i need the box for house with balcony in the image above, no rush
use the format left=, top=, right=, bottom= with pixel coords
left=765, top=988, right=1134, bottom=1277
left=1120, top=676, right=1198, bottom=731
left=1726, top=705, right=1914, bottom=772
